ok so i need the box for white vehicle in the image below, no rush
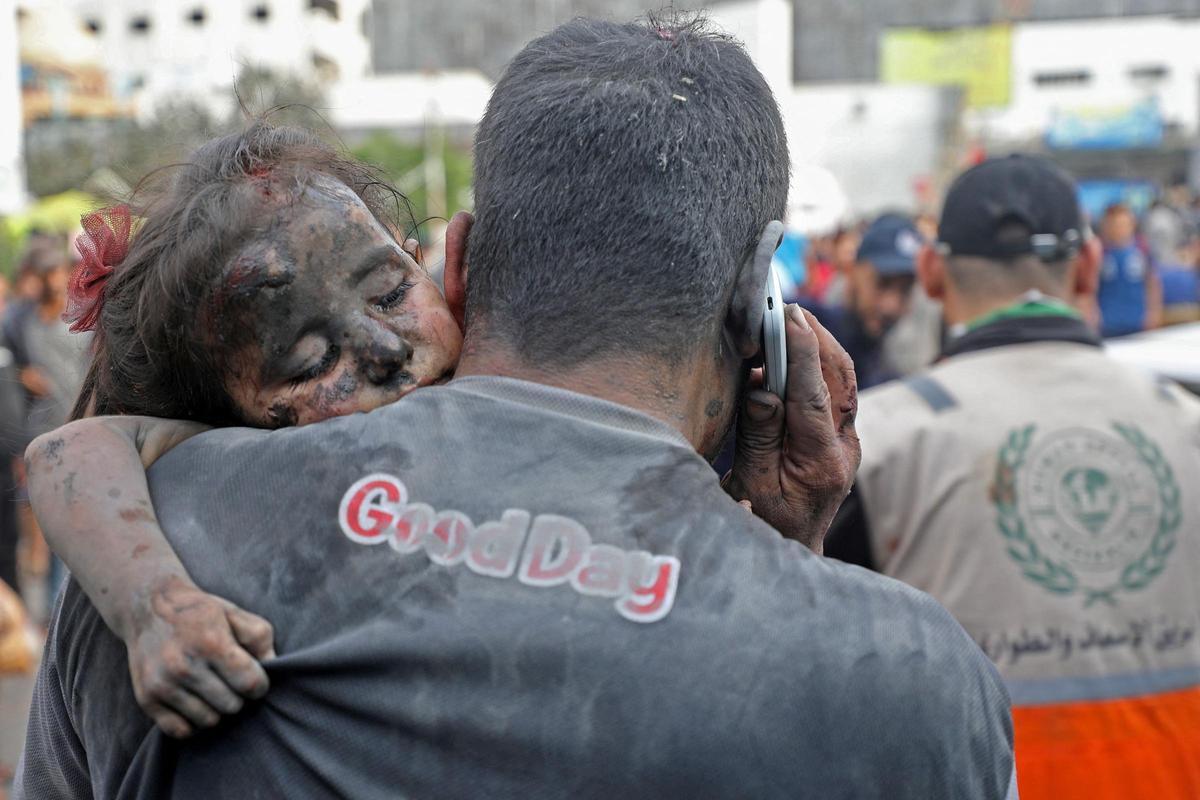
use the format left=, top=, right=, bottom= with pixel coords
left=1105, top=322, right=1200, bottom=395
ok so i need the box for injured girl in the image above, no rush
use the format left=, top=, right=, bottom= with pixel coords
left=24, top=122, right=463, bottom=738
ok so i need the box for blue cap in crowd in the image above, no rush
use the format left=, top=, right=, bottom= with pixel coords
left=856, top=213, right=923, bottom=276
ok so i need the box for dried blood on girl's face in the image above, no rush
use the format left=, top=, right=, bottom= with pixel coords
left=218, top=176, right=462, bottom=427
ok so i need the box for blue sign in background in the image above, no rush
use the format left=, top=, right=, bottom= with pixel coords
left=1047, top=100, right=1164, bottom=151
left=1077, top=179, right=1157, bottom=222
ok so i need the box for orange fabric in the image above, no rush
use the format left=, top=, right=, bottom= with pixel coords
left=0, top=579, right=33, bottom=675
left=1013, top=685, right=1200, bottom=800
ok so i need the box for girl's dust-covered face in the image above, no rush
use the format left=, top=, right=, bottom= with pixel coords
left=218, top=176, right=462, bottom=427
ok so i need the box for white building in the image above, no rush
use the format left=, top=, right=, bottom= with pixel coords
left=974, top=15, right=1200, bottom=144
left=782, top=83, right=958, bottom=222
left=0, top=0, right=26, bottom=212
left=17, top=0, right=372, bottom=119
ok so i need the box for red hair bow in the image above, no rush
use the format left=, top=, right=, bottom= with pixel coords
left=64, top=205, right=131, bottom=333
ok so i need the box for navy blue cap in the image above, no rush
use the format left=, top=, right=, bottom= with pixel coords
left=856, top=214, right=923, bottom=276
left=939, top=155, right=1084, bottom=262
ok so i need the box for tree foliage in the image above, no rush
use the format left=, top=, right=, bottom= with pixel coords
left=350, top=132, right=474, bottom=239
left=17, top=66, right=475, bottom=255
left=23, top=67, right=327, bottom=200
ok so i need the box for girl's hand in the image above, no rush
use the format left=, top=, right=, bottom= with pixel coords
left=126, top=575, right=275, bottom=738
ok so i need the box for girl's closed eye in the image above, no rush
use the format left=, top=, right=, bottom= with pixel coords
left=290, top=342, right=340, bottom=386
left=375, top=280, right=414, bottom=311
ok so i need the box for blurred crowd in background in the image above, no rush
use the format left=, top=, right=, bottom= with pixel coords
left=3, top=113, right=1199, bottom=634
left=773, top=184, right=1200, bottom=391
left=2, top=0, right=1200, bottom=792
left=0, top=0, right=1199, bottom=660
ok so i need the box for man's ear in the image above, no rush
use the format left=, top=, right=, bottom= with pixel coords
left=727, top=220, right=785, bottom=360
left=916, top=244, right=946, bottom=301
left=1072, top=236, right=1102, bottom=299
left=443, top=211, right=473, bottom=330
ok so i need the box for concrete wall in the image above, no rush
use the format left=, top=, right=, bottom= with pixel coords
left=353, top=0, right=792, bottom=133
left=368, top=0, right=773, bottom=78
left=792, top=0, right=1200, bottom=82
left=369, top=0, right=654, bottom=77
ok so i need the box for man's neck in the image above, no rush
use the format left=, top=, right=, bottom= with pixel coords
left=454, top=337, right=734, bottom=456
left=942, top=288, right=1071, bottom=329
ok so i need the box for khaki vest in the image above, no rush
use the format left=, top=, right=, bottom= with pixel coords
left=857, top=341, right=1200, bottom=800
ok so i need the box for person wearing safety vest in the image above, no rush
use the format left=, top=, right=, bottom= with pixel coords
left=827, top=154, right=1200, bottom=800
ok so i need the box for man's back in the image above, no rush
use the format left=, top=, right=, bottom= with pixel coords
left=852, top=342, right=1200, bottom=798
left=27, top=377, right=1014, bottom=799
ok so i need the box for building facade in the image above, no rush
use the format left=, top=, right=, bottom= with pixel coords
left=793, top=0, right=1200, bottom=82
left=0, top=0, right=25, bottom=212
left=987, top=15, right=1200, bottom=142
left=369, top=0, right=651, bottom=77
left=18, top=0, right=372, bottom=119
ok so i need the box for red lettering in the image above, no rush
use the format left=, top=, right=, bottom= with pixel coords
left=336, top=476, right=682, bottom=623
left=571, top=544, right=626, bottom=597
left=338, top=474, right=406, bottom=544
left=617, top=553, right=680, bottom=623
left=519, top=515, right=590, bottom=587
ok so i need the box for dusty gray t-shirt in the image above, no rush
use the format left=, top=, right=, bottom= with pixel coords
left=19, top=377, right=1015, bottom=799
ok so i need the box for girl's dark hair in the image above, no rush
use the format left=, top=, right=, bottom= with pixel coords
left=72, top=121, right=415, bottom=426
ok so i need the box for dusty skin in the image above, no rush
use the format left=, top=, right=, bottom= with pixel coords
left=25, top=177, right=464, bottom=737
left=220, top=175, right=461, bottom=427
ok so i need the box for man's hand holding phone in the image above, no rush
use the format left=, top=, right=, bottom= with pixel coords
left=723, top=304, right=861, bottom=551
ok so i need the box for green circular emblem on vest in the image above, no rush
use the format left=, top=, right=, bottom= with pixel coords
left=993, top=423, right=1181, bottom=606
left=1023, top=429, right=1158, bottom=571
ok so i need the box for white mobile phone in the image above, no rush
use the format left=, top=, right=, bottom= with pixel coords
left=762, top=262, right=787, bottom=400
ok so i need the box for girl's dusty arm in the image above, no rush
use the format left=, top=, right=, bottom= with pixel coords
left=25, top=416, right=275, bottom=737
